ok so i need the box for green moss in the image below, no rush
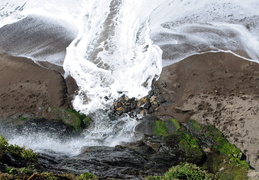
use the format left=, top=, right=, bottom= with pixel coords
left=201, top=125, right=249, bottom=168
left=5, top=167, right=17, bottom=175
left=170, top=119, right=181, bottom=131
left=208, top=155, right=248, bottom=180
left=6, top=166, right=34, bottom=176
left=0, top=135, right=8, bottom=147
left=188, top=120, right=202, bottom=131
left=177, top=133, right=203, bottom=162
left=82, top=116, right=92, bottom=128
left=39, top=107, right=92, bottom=132
left=0, top=135, right=37, bottom=163
left=154, top=121, right=169, bottom=136
left=79, top=172, right=98, bottom=180
left=6, top=144, right=37, bottom=162
left=214, top=136, right=249, bottom=168
left=154, top=119, right=181, bottom=136
left=146, top=162, right=216, bottom=180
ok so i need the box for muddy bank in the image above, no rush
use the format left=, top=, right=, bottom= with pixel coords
left=153, top=52, right=259, bottom=169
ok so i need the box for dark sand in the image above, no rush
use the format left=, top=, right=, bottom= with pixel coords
left=0, top=53, right=71, bottom=117
left=153, top=52, right=259, bottom=170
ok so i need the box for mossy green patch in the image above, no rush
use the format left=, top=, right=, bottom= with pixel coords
left=154, top=119, right=181, bottom=136
left=169, top=119, right=181, bottom=131
left=79, top=172, right=98, bottom=180
left=146, top=162, right=216, bottom=180
left=0, top=135, right=37, bottom=163
left=208, top=155, right=248, bottom=180
left=177, top=132, right=203, bottom=163
left=201, top=125, right=249, bottom=168
left=38, top=107, right=92, bottom=132
left=188, top=119, right=202, bottom=131
left=6, top=166, right=34, bottom=175
left=214, top=136, right=248, bottom=168
left=154, top=121, right=169, bottom=136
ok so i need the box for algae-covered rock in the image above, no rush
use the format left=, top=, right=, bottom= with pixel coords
left=135, top=119, right=180, bottom=136
left=0, top=135, right=37, bottom=168
left=37, top=106, right=92, bottom=132
left=146, top=162, right=216, bottom=180
left=177, top=132, right=203, bottom=164
left=183, top=119, right=250, bottom=179
left=136, top=118, right=250, bottom=179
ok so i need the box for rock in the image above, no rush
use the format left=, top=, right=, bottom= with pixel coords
left=148, top=107, right=155, bottom=114
left=144, top=101, right=151, bottom=109
left=156, top=95, right=166, bottom=104
left=137, top=97, right=148, bottom=107
left=135, top=119, right=180, bottom=136
left=36, top=107, right=91, bottom=132
left=15, top=118, right=74, bottom=138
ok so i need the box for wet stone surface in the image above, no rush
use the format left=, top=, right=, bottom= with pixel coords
left=112, top=89, right=167, bottom=120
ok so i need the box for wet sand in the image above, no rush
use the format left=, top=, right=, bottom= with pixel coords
left=153, top=52, right=259, bottom=169
left=0, top=53, right=70, bottom=117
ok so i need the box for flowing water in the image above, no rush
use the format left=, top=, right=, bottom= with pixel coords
left=1, top=0, right=259, bottom=155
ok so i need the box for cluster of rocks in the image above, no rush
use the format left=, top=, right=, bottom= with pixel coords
left=113, top=90, right=167, bottom=119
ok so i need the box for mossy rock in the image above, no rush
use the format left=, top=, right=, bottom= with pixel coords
left=0, top=135, right=37, bottom=168
left=154, top=119, right=180, bottom=136
left=205, top=154, right=249, bottom=180
left=184, top=120, right=249, bottom=168
left=135, top=119, right=180, bottom=136
left=177, top=132, right=203, bottom=163
left=38, top=107, right=92, bottom=132
left=146, top=162, right=216, bottom=180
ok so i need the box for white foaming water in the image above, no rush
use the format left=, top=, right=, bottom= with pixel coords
left=1, top=0, right=259, bottom=154
left=7, top=114, right=138, bottom=156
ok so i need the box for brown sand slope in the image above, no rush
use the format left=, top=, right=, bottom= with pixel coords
left=154, top=52, right=259, bottom=169
left=0, top=53, right=69, bottom=117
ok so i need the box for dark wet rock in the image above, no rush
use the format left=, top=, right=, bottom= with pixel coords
left=156, top=95, right=166, bottom=104
left=142, top=115, right=160, bottom=121
left=15, top=118, right=74, bottom=138
left=0, top=162, right=7, bottom=172
left=2, top=153, right=26, bottom=168
left=39, top=134, right=205, bottom=179
left=39, top=146, right=147, bottom=179
left=135, top=120, right=159, bottom=136
left=0, top=107, right=92, bottom=138
left=135, top=119, right=180, bottom=136
left=147, top=107, right=154, bottom=114
left=112, top=91, right=165, bottom=120
left=36, top=107, right=91, bottom=132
